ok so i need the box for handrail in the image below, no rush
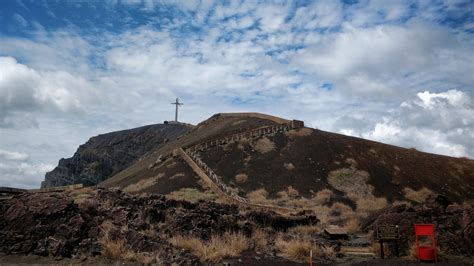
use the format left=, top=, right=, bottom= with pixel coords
left=174, top=119, right=304, bottom=213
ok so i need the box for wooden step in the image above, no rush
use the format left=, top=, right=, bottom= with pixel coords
left=341, top=246, right=375, bottom=257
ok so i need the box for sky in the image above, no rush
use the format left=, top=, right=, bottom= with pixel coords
left=0, top=0, right=473, bottom=188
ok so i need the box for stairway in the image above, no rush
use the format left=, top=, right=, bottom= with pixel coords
left=341, top=233, right=375, bottom=257
left=175, top=120, right=304, bottom=212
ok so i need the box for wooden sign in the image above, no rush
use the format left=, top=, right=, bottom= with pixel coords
left=376, top=225, right=400, bottom=259
left=376, top=225, right=400, bottom=240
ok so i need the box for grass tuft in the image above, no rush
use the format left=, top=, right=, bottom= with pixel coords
left=170, top=231, right=248, bottom=263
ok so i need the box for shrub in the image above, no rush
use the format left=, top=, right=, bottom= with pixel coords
left=235, top=173, right=248, bottom=183
left=314, top=189, right=333, bottom=205
left=330, top=202, right=354, bottom=218
left=99, top=220, right=161, bottom=263
left=403, top=187, right=434, bottom=203
left=275, top=236, right=313, bottom=262
left=356, top=197, right=388, bottom=214
left=251, top=228, right=268, bottom=251
left=289, top=225, right=321, bottom=235
left=166, top=188, right=218, bottom=202
left=247, top=188, right=269, bottom=204
left=343, top=217, right=360, bottom=233
left=170, top=231, right=248, bottom=263
left=284, top=162, right=295, bottom=170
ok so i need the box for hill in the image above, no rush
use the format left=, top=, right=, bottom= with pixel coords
left=101, top=113, right=474, bottom=217
left=41, top=123, right=192, bottom=188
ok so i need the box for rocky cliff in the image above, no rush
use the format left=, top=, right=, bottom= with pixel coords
left=41, top=123, right=191, bottom=188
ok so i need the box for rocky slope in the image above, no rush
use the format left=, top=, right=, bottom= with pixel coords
left=0, top=188, right=317, bottom=263
left=102, top=113, right=474, bottom=209
left=41, top=123, right=191, bottom=188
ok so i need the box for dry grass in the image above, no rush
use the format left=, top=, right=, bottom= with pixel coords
left=356, top=197, right=388, bottom=214
left=320, top=245, right=336, bottom=258
left=277, top=186, right=300, bottom=200
left=289, top=225, right=322, bottom=235
left=251, top=228, right=268, bottom=251
left=275, top=236, right=313, bottom=262
left=284, top=162, right=295, bottom=170
left=166, top=188, right=218, bottom=202
left=408, top=242, right=418, bottom=260
left=123, top=173, right=164, bottom=193
left=254, top=137, right=275, bottom=153
left=314, top=189, right=333, bottom=205
left=328, top=168, right=373, bottom=200
left=235, top=173, right=248, bottom=183
left=403, top=187, right=435, bottom=203
left=99, top=221, right=161, bottom=263
left=247, top=188, right=269, bottom=204
left=287, top=186, right=299, bottom=197
left=168, top=173, right=185, bottom=180
left=170, top=232, right=248, bottom=263
left=285, top=128, right=312, bottom=137
left=330, top=202, right=354, bottom=219
left=312, top=205, right=331, bottom=225
left=343, top=217, right=360, bottom=233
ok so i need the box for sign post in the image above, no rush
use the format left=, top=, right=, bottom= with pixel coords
left=376, top=225, right=400, bottom=259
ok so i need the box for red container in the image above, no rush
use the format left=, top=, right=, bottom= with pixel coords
left=418, top=246, right=435, bottom=261
left=414, top=224, right=437, bottom=262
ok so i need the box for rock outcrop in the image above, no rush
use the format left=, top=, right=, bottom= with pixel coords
left=41, top=123, right=191, bottom=188
left=0, top=188, right=318, bottom=261
left=362, top=195, right=474, bottom=255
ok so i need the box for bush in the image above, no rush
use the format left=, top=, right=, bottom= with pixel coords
left=170, top=231, right=248, bottom=263
left=343, top=217, right=360, bottom=233
left=251, top=228, right=268, bottom=251
left=275, top=236, right=313, bottom=262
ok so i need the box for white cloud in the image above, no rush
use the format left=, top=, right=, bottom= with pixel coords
left=0, top=161, right=54, bottom=188
left=293, top=22, right=474, bottom=99
left=291, top=1, right=343, bottom=29
left=340, top=90, right=474, bottom=158
left=0, top=149, right=29, bottom=161
left=0, top=57, right=98, bottom=127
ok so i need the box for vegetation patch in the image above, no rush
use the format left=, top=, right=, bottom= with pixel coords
left=284, top=162, right=295, bottom=170
left=251, top=228, right=268, bottom=251
left=403, top=187, right=435, bottom=203
left=356, top=197, right=388, bottom=214
left=254, top=136, right=275, bottom=153
left=328, top=168, right=373, bottom=199
left=275, top=236, right=313, bottom=262
left=343, top=217, right=360, bottom=233
left=99, top=221, right=162, bottom=263
left=169, top=173, right=185, bottom=180
left=314, top=189, right=333, bottom=205
left=285, top=128, right=312, bottom=138
left=246, top=188, right=269, bottom=204
left=170, top=232, right=248, bottom=263
left=235, top=173, right=248, bottom=183
left=123, top=173, right=164, bottom=193
left=166, top=188, right=218, bottom=202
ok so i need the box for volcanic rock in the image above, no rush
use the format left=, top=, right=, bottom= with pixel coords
left=41, top=123, right=191, bottom=188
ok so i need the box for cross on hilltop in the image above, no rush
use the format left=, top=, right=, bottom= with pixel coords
left=171, top=98, right=183, bottom=122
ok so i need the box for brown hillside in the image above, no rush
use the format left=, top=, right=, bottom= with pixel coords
left=102, top=113, right=474, bottom=212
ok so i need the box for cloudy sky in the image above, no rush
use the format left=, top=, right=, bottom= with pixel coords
left=1, top=0, right=473, bottom=188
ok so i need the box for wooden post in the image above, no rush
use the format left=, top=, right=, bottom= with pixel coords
left=380, top=240, right=384, bottom=259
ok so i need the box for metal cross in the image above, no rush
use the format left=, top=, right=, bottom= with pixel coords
left=171, top=98, right=183, bottom=122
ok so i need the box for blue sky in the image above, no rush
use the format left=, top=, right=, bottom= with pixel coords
left=0, top=0, right=473, bottom=188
